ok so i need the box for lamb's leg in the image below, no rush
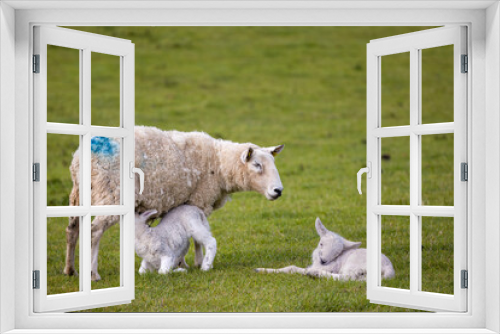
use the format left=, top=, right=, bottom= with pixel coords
left=194, top=241, right=204, bottom=268
left=64, top=216, right=80, bottom=276
left=139, top=260, right=154, bottom=275
left=90, top=215, right=119, bottom=281
left=158, top=256, right=176, bottom=275
left=255, top=266, right=307, bottom=275
left=306, top=268, right=348, bottom=280
left=326, top=273, right=349, bottom=281
left=139, top=260, right=148, bottom=274
left=177, top=257, right=189, bottom=269
left=191, top=220, right=216, bottom=271
left=200, top=237, right=217, bottom=271
left=174, top=257, right=188, bottom=273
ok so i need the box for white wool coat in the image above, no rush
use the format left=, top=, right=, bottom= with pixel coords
left=70, top=126, right=264, bottom=217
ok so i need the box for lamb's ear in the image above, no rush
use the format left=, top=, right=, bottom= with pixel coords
left=315, top=217, right=328, bottom=236
left=343, top=239, right=362, bottom=250
left=241, top=147, right=254, bottom=163
left=266, top=144, right=285, bottom=157
left=140, top=209, right=157, bottom=221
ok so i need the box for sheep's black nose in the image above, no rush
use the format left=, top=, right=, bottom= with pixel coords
left=274, top=188, right=282, bottom=197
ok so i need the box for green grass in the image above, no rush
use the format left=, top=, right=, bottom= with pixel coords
left=45, top=26, right=454, bottom=312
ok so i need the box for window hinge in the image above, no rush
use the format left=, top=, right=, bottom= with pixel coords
left=33, top=163, right=40, bottom=182
left=461, top=162, right=468, bottom=182
left=33, top=54, right=40, bottom=73
left=33, top=270, right=40, bottom=289
left=461, top=270, right=468, bottom=289
left=461, top=54, right=468, bottom=73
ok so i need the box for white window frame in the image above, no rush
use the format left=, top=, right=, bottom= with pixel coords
left=33, top=26, right=136, bottom=313
left=1, top=1, right=499, bottom=333
left=366, top=26, right=468, bottom=312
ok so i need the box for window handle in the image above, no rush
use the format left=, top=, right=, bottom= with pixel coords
left=357, top=162, right=372, bottom=195
left=130, top=162, right=145, bottom=194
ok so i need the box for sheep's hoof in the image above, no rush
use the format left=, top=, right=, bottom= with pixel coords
left=63, top=267, right=78, bottom=276
left=173, top=268, right=187, bottom=273
left=158, top=268, right=170, bottom=275
left=91, top=272, right=101, bottom=282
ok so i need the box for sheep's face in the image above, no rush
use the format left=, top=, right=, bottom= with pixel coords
left=317, top=233, right=344, bottom=264
left=240, top=145, right=284, bottom=200
left=315, top=218, right=362, bottom=265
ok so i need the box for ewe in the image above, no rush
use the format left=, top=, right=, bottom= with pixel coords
left=135, top=206, right=217, bottom=274
left=65, top=126, right=284, bottom=281
left=256, top=218, right=395, bottom=281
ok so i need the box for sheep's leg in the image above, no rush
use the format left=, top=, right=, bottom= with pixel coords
left=326, top=273, right=349, bottom=281
left=177, top=257, right=189, bottom=269
left=193, top=241, right=204, bottom=268
left=255, top=266, right=307, bottom=275
left=200, top=237, right=217, bottom=271
left=139, top=260, right=155, bottom=275
left=191, top=221, right=216, bottom=271
left=306, top=268, right=348, bottom=280
left=65, top=176, right=80, bottom=277
left=64, top=216, right=80, bottom=276
left=90, top=228, right=104, bottom=282
left=90, top=215, right=119, bottom=282
left=158, top=256, right=176, bottom=275
left=139, top=260, right=148, bottom=274
left=175, top=241, right=191, bottom=270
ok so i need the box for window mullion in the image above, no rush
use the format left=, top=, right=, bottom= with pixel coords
left=409, top=47, right=421, bottom=294
left=81, top=48, right=92, bottom=295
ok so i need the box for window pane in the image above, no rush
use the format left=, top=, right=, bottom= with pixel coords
left=47, top=216, right=81, bottom=295
left=47, top=134, right=81, bottom=206
left=92, top=52, right=120, bottom=127
left=91, top=216, right=121, bottom=289
left=421, top=217, right=454, bottom=294
left=381, top=137, right=410, bottom=205
left=381, top=52, right=410, bottom=127
left=421, top=45, right=454, bottom=124
left=381, top=216, right=410, bottom=290
left=90, top=136, right=121, bottom=205
left=421, top=134, right=454, bottom=206
left=47, top=45, right=80, bottom=124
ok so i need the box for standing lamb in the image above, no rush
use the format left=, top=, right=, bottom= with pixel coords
left=255, top=218, right=395, bottom=281
left=65, top=126, right=284, bottom=281
left=135, top=207, right=217, bottom=274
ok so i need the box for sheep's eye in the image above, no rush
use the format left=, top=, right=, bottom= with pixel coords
left=253, top=162, right=262, bottom=169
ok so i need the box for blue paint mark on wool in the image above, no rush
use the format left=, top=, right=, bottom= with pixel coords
left=91, top=136, right=118, bottom=156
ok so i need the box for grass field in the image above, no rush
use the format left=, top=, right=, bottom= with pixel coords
left=45, top=26, right=455, bottom=312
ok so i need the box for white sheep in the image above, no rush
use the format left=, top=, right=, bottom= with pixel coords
left=256, top=218, right=395, bottom=281
left=135, top=206, right=217, bottom=274
left=65, top=126, right=284, bottom=281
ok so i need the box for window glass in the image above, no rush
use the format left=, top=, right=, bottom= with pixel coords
left=381, top=137, right=410, bottom=205
left=47, top=45, right=80, bottom=124
left=92, top=52, right=120, bottom=127
left=381, top=52, right=410, bottom=127
left=421, top=45, right=454, bottom=124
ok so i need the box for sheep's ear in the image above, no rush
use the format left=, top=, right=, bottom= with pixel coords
left=315, top=217, right=328, bottom=236
left=266, top=144, right=285, bottom=157
left=241, top=147, right=254, bottom=163
left=343, top=239, right=362, bottom=250
left=140, top=209, right=157, bottom=221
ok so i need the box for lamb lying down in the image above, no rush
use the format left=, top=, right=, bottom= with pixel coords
left=135, top=206, right=217, bottom=274
left=256, top=218, right=395, bottom=281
